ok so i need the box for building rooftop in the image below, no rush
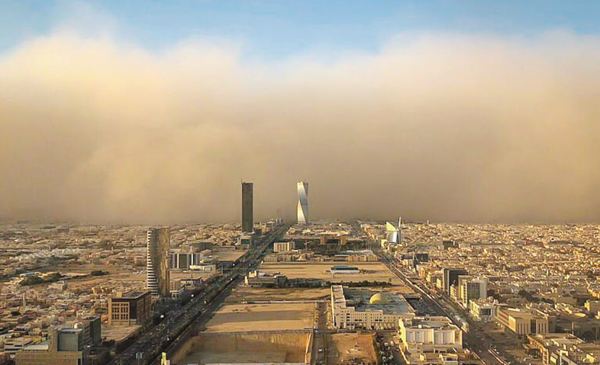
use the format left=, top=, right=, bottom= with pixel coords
left=22, top=341, right=49, bottom=351
left=403, top=316, right=458, bottom=330
left=116, top=290, right=151, bottom=300
left=344, top=287, right=413, bottom=314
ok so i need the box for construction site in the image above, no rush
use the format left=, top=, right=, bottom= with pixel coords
left=328, top=333, right=378, bottom=365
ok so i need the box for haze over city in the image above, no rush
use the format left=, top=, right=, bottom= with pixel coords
left=2, top=1, right=600, bottom=223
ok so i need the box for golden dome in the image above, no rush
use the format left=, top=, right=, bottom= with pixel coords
left=369, top=292, right=390, bottom=304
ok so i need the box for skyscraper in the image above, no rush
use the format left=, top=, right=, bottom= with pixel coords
left=385, top=221, right=399, bottom=244
left=146, top=227, right=170, bottom=297
left=297, top=181, right=309, bottom=224
left=242, top=182, right=254, bottom=233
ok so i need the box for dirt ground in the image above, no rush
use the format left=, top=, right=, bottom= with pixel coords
left=226, top=287, right=331, bottom=303
left=180, top=350, right=287, bottom=364
left=328, top=332, right=378, bottom=365
left=55, top=264, right=148, bottom=293
left=204, top=302, right=316, bottom=332
left=176, top=332, right=310, bottom=365
left=258, top=262, right=404, bottom=285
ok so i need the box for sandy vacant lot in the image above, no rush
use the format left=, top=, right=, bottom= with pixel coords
left=259, top=262, right=404, bottom=285
left=176, top=332, right=310, bottom=365
left=204, top=303, right=316, bottom=332
left=328, top=333, right=377, bottom=365
left=226, top=287, right=331, bottom=303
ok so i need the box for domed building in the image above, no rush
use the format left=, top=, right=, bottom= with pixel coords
left=331, top=285, right=414, bottom=330
left=369, top=292, right=390, bottom=305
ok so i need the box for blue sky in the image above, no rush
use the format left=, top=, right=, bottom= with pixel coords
left=1, top=0, right=600, bottom=60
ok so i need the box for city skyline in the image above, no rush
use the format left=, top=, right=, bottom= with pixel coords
left=3, top=3, right=600, bottom=365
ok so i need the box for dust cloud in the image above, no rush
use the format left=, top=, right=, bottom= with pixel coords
left=1, top=31, right=600, bottom=223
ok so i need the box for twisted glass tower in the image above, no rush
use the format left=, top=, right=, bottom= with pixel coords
left=297, top=181, right=309, bottom=224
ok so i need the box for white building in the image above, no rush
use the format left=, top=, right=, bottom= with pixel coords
left=496, top=308, right=550, bottom=336
left=469, top=299, right=498, bottom=321
left=273, top=241, right=295, bottom=253
left=330, top=285, right=413, bottom=330
left=398, top=316, right=463, bottom=364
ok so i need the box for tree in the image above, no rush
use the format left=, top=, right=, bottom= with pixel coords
left=20, top=276, right=44, bottom=286
left=44, top=272, right=62, bottom=282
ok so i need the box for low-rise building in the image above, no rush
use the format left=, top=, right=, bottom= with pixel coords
left=170, top=279, right=184, bottom=298
left=244, top=270, right=287, bottom=288
left=527, top=333, right=583, bottom=365
left=170, top=249, right=204, bottom=270
left=273, top=241, right=295, bottom=253
left=496, top=308, right=550, bottom=336
left=585, top=300, right=600, bottom=313
left=468, top=299, right=498, bottom=322
left=4, top=338, right=33, bottom=356
left=398, top=316, right=463, bottom=365
left=330, top=265, right=360, bottom=275
left=15, top=328, right=85, bottom=365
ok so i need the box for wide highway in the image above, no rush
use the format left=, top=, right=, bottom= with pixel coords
left=109, top=223, right=290, bottom=365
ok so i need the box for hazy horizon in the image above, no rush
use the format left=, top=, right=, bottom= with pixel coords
left=2, top=3, right=600, bottom=224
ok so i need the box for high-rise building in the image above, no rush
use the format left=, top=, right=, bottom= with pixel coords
left=457, top=276, right=487, bottom=307
left=242, top=182, right=253, bottom=233
left=385, top=221, right=399, bottom=245
left=146, top=228, right=171, bottom=296
left=398, top=217, right=403, bottom=245
left=297, top=181, right=309, bottom=224
left=443, top=267, right=468, bottom=295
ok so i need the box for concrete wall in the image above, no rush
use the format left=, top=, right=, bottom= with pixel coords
left=170, top=331, right=311, bottom=364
